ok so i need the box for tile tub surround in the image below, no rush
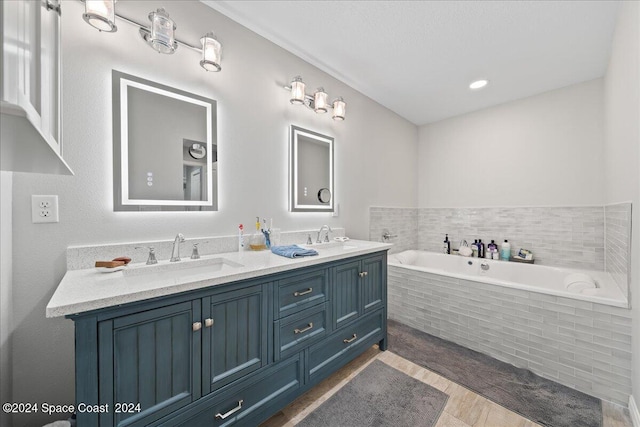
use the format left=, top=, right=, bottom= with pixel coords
left=66, top=228, right=346, bottom=270
left=370, top=205, right=608, bottom=270
left=605, top=203, right=632, bottom=299
left=369, top=207, right=419, bottom=253
left=387, top=265, right=632, bottom=405
left=419, top=206, right=605, bottom=270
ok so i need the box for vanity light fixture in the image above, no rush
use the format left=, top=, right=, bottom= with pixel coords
left=284, top=76, right=347, bottom=121
left=290, top=76, right=306, bottom=105
left=83, top=0, right=117, bottom=32
left=332, top=97, right=346, bottom=121
left=147, top=8, right=177, bottom=54
left=80, top=1, right=222, bottom=72
left=469, top=79, right=489, bottom=90
left=200, top=32, right=222, bottom=72
left=314, top=88, right=328, bottom=113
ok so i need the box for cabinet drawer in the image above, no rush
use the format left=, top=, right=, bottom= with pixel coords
left=275, top=303, right=328, bottom=360
left=308, top=309, right=384, bottom=382
left=276, top=269, right=328, bottom=318
left=170, top=355, right=302, bottom=427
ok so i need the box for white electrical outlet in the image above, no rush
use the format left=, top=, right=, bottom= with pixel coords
left=32, top=195, right=59, bottom=223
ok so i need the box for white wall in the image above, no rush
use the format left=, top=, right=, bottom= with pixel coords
left=418, top=79, right=604, bottom=207
left=602, top=0, right=640, bottom=415
left=0, top=171, right=13, bottom=427
left=9, top=1, right=417, bottom=425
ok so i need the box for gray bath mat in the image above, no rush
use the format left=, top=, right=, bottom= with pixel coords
left=297, top=359, right=448, bottom=427
left=388, top=319, right=602, bottom=427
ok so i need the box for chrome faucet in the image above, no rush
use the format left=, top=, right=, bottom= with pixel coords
left=316, top=225, right=333, bottom=243
left=170, top=233, right=185, bottom=262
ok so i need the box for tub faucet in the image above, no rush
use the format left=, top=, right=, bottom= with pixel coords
left=316, top=225, right=333, bottom=243
left=170, top=233, right=185, bottom=262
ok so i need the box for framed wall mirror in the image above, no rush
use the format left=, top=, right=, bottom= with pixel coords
left=112, top=70, right=217, bottom=211
left=289, top=125, right=334, bottom=212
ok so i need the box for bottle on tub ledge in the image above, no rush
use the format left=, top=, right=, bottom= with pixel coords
left=478, top=239, right=485, bottom=258
left=443, top=234, right=451, bottom=254
left=486, top=240, right=498, bottom=259
left=500, top=239, right=511, bottom=261
left=471, top=240, right=479, bottom=258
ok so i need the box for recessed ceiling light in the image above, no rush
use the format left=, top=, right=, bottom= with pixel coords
left=469, top=79, right=489, bottom=90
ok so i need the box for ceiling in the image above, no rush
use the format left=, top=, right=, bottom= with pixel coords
left=203, top=1, right=620, bottom=126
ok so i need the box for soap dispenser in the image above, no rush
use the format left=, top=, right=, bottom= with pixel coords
left=249, top=217, right=267, bottom=251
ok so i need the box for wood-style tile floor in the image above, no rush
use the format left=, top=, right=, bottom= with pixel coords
left=261, top=346, right=633, bottom=427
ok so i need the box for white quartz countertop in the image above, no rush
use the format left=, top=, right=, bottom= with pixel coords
left=46, top=240, right=391, bottom=318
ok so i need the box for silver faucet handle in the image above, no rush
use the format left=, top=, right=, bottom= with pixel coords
left=135, top=246, right=158, bottom=265
left=190, top=242, right=208, bottom=260
left=191, top=243, right=200, bottom=260
left=307, top=234, right=313, bottom=245
left=324, top=229, right=333, bottom=242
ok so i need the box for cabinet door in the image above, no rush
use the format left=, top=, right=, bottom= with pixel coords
left=98, top=301, right=201, bottom=427
left=39, top=0, right=61, bottom=151
left=331, top=260, right=362, bottom=329
left=202, top=284, right=269, bottom=394
left=361, top=254, right=385, bottom=314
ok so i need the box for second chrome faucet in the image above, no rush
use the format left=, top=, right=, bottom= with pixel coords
left=170, top=233, right=186, bottom=262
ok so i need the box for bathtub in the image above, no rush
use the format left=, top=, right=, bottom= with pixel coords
left=387, top=249, right=632, bottom=405
left=388, top=250, right=626, bottom=307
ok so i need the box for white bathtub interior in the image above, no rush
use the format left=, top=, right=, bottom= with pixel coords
left=389, top=250, right=627, bottom=308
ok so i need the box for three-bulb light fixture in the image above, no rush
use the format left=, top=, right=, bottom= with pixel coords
left=286, top=76, right=346, bottom=121
left=81, top=0, right=222, bottom=72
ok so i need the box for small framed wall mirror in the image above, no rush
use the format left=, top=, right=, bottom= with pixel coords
left=113, top=70, right=217, bottom=211
left=289, top=125, right=334, bottom=212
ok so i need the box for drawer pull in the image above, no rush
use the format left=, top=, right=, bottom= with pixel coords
left=192, top=322, right=202, bottom=332
left=204, top=318, right=214, bottom=328
left=358, top=271, right=368, bottom=278
left=343, top=333, right=358, bottom=343
left=294, top=322, right=314, bottom=334
left=215, top=399, right=244, bottom=420
left=294, top=287, right=313, bottom=297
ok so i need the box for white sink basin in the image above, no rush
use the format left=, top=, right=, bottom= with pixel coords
left=123, top=257, right=243, bottom=278
left=301, top=241, right=358, bottom=252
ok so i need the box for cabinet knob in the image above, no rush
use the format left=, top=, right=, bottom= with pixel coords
left=358, top=271, right=368, bottom=278
left=205, top=318, right=214, bottom=328
left=192, top=322, right=202, bottom=331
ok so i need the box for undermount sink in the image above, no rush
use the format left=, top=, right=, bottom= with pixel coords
left=301, top=241, right=358, bottom=251
left=123, top=257, right=243, bottom=278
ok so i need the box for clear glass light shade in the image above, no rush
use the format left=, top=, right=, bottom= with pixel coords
left=332, top=97, right=346, bottom=120
left=149, top=8, right=177, bottom=54
left=314, top=88, right=328, bottom=113
left=200, top=33, right=222, bottom=72
left=83, top=0, right=117, bottom=32
left=290, top=76, right=306, bottom=105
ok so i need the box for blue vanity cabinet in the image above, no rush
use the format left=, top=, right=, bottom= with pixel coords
left=201, top=283, right=270, bottom=393
left=361, top=253, right=386, bottom=315
left=70, top=249, right=388, bottom=427
left=94, top=300, right=202, bottom=427
left=331, top=253, right=386, bottom=329
left=331, top=259, right=362, bottom=329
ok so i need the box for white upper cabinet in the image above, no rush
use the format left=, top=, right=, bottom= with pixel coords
left=1, top=0, right=73, bottom=175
